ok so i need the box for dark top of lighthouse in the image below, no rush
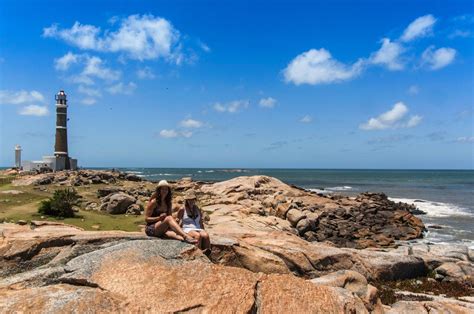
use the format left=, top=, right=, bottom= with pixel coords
left=55, top=90, right=67, bottom=105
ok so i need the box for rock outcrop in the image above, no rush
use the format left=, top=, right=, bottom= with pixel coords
left=196, top=176, right=425, bottom=249
left=3, top=172, right=473, bottom=312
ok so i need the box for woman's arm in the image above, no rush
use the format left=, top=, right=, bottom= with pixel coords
left=144, top=199, right=167, bottom=224
left=176, top=208, right=184, bottom=226
left=197, top=207, right=205, bottom=230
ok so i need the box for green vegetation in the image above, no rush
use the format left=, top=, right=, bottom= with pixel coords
left=0, top=184, right=144, bottom=231
left=38, top=188, right=80, bottom=218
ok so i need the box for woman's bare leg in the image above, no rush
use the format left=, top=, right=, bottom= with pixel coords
left=165, top=230, right=184, bottom=241
left=153, top=220, right=170, bottom=236
left=187, top=230, right=201, bottom=247
left=199, top=230, right=211, bottom=250
left=160, top=217, right=197, bottom=243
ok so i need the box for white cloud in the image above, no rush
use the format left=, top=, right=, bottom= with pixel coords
left=159, top=129, right=192, bottom=138
left=370, top=38, right=405, bottom=70
left=78, top=85, right=101, bottom=97
left=283, top=48, right=364, bottom=85
left=106, top=82, right=137, bottom=95
left=300, top=115, right=313, bottom=123
left=454, top=136, right=474, bottom=143
left=401, top=14, right=437, bottom=42
left=199, top=41, right=210, bottom=52
left=82, top=56, right=120, bottom=81
left=449, top=30, right=472, bottom=39
left=213, top=100, right=249, bottom=113
left=0, top=90, right=45, bottom=105
left=18, top=105, right=49, bottom=116
left=81, top=98, right=97, bottom=105
left=179, top=118, right=203, bottom=128
left=136, top=66, right=156, bottom=79
left=421, top=46, right=456, bottom=70
left=408, top=85, right=419, bottom=95
left=55, top=54, right=121, bottom=86
left=54, top=52, right=79, bottom=71
left=406, top=115, right=423, bottom=127
left=160, top=129, right=179, bottom=138
left=360, top=102, right=422, bottom=130
left=43, top=14, right=182, bottom=62
left=259, top=97, right=277, bottom=108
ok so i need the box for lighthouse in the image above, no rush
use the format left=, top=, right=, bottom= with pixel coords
left=20, top=90, right=78, bottom=172
left=15, top=145, right=22, bottom=169
left=54, top=90, right=70, bottom=169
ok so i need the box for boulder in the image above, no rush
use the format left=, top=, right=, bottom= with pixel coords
left=310, top=270, right=382, bottom=312
left=258, top=274, right=368, bottom=313
left=286, top=208, right=306, bottom=226
left=97, top=187, right=124, bottom=198
left=101, top=193, right=136, bottom=214
left=126, top=204, right=142, bottom=215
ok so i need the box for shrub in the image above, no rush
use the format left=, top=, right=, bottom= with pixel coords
left=38, top=188, right=80, bottom=218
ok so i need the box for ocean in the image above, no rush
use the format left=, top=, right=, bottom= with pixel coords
left=110, top=168, right=474, bottom=248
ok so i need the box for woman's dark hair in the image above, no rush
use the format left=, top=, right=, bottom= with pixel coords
left=153, top=186, right=172, bottom=215
left=185, top=199, right=198, bottom=219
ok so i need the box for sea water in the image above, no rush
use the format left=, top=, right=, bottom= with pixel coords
left=89, top=168, right=474, bottom=247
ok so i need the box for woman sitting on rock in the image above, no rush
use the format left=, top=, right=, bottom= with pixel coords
left=145, top=180, right=197, bottom=244
left=177, top=192, right=211, bottom=253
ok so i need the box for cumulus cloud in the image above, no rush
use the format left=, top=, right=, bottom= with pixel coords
left=159, top=129, right=192, bottom=138
left=18, top=105, right=49, bottom=116
left=136, top=66, right=156, bottom=79
left=370, top=38, right=405, bottom=70
left=300, top=115, right=313, bottom=123
left=78, top=85, right=101, bottom=97
left=82, top=56, right=121, bottom=81
left=179, top=118, right=203, bottom=128
left=259, top=97, right=276, bottom=108
left=360, top=102, right=422, bottom=130
left=54, top=52, right=79, bottom=71
left=421, top=46, right=456, bottom=70
left=400, top=14, right=437, bottom=42
left=213, top=100, right=249, bottom=113
left=106, top=82, right=137, bottom=95
left=0, top=90, right=45, bottom=105
left=283, top=48, right=365, bottom=85
left=43, top=14, right=182, bottom=62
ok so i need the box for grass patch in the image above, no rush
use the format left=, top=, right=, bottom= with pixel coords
left=0, top=180, right=147, bottom=232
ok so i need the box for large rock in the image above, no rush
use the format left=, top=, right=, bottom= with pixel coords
left=0, top=284, right=127, bottom=312
left=258, top=274, right=368, bottom=313
left=310, top=270, right=382, bottom=312
left=100, top=192, right=137, bottom=214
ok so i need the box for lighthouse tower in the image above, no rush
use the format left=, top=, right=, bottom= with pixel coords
left=54, top=90, right=70, bottom=169
left=20, top=90, right=78, bottom=172
left=15, top=145, right=22, bottom=169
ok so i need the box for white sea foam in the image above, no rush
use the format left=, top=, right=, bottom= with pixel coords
left=326, top=186, right=354, bottom=191
left=390, top=198, right=473, bottom=218
left=125, top=171, right=143, bottom=174
left=307, top=188, right=331, bottom=195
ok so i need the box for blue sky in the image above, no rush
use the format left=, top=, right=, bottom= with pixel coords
left=0, top=0, right=473, bottom=169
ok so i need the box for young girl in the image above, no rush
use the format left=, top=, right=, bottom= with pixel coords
left=177, top=192, right=211, bottom=253
left=144, top=180, right=197, bottom=244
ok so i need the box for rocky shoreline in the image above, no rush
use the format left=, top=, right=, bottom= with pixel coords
left=1, top=169, right=473, bottom=312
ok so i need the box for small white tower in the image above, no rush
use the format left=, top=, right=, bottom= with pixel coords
left=15, top=145, right=22, bottom=169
